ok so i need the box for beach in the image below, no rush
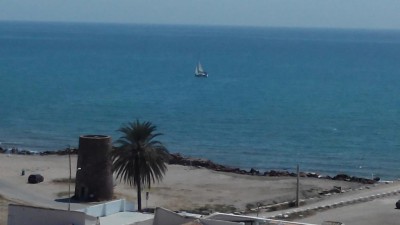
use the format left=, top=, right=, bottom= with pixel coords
left=3, top=154, right=400, bottom=224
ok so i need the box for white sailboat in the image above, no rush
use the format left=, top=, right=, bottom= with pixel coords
left=195, top=62, right=208, bottom=77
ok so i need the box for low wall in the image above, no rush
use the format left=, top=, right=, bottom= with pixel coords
left=83, top=199, right=135, bottom=217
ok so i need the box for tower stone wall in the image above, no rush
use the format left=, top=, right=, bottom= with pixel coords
left=74, top=135, right=113, bottom=201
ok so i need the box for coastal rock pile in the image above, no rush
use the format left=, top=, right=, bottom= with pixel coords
left=0, top=147, right=78, bottom=155
left=0, top=147, right=37, bottom=155
left=333, top=173, right=378, bottom=184
left=168, top=153, right=241, bottom=172
left=168, top=153, right=378, bottom=184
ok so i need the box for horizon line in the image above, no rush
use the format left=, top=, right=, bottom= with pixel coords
left=1, top=19, right=400, bottom=33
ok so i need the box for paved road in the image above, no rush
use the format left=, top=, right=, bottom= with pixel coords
left=250, top=181, right=400, bottom=224
left=297, top=196, right=400, bottom=225
left=0, top=178, right=86, bottom=211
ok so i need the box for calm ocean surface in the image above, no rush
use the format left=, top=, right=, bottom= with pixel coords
left=0, top=21, right=399, bottom=179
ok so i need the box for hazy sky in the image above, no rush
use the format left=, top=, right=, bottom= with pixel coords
left=1, top=0, right=400, bottom=30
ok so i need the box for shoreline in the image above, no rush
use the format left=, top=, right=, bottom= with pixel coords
left=0, top=147, right=382, bottom=185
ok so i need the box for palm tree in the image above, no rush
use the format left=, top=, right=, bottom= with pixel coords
left=111, top=120, right=169, bottom=211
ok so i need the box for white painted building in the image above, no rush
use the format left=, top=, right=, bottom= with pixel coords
left=7, top=199, right=153, bottom=225
left=8, top=200, right=318, bottom=225
left=8, top=204, right=97, bottom=225
left=153, top=208, right=318, bottom=225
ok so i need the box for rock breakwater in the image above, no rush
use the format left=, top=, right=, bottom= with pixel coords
left=168, top=153, right=378, bottom=184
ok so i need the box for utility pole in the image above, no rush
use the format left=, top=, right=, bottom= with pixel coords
left=296, top=164, right=300, bottom=207
left=68, top=145, right=72, bottom=211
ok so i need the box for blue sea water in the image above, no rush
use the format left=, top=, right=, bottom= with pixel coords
left=0, top=21, right=399, bottom=179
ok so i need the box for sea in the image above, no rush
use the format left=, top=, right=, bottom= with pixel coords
left=0, top=21, right=399, bottom=180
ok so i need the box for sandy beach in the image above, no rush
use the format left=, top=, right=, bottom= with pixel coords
left=1, top=154, right=399, bottom=225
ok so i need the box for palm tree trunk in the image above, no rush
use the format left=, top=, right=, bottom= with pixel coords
left=137, top=178, right=142, bottom=211
left=135, top=156, right=142, bottom=211
left=137, top=174, right=142, bottom=212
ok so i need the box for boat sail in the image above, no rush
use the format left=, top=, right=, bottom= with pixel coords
left=195, top=62, right=208, bottom=77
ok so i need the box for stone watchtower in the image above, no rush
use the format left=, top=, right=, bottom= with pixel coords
left=74, top=135, right=113, bottom=201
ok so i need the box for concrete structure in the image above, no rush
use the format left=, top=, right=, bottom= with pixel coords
left=8, top=200, right=317, bottom=225
left=75, top=135, right=113, bottom=201
left=153, top=208, right=239, bottom=225
left=8, top=204, right=98, bottom=225
left=79, top=199, right=135, bottom=217
left=155, top=208, right=317, bottom=225
left=204, top=213, right=316, bottom=225
left=8, top=199, right=151, bottom=225
left=81, top=199, right=152, bottom=225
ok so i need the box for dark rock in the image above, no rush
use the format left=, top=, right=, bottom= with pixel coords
left=299, top=172, right=307, bottom=177
left=40, top=151, right=52, bottom=155
left=222, top=167, right=241, bottom=173
left=250, top=168, right=260, bottom=175
left=282, top=171, right=290, bottom=176
left=319, top=186, right=342, bottom=195
left=17, top=150, right=32, bottom=155
left=289, top=172, right=297, bottom=177
left=11, top=148, right=18, bottom=154
left=333, top=186, right=342, bottom=193
left=268, top=170, right=279, bottom=176
left=239, top=170, right=248, bottom=174
left=266, top=170, right=292, bottom=177
left=306, top=172, right=319, bottom=178
left=331, top=173, right=376, bottom=184
left=350, top=176, right=376, bottom=184
left=168, top=153, right=184, bottom=164
left=333, top=174, right=351, bottom=181
left=318, top=175, right=332, bottom=179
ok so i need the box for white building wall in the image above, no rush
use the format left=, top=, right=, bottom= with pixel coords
left=153, top=208, right=239, bottom=225
left=200, top=218, right=242, bottom=225
left=8, top=204, right=98, bottom=225
left=83, top=199, right=135, bottom=217
left=153, top=208, right=195, bottom=225
left=129, top=218, right=154, bottom=225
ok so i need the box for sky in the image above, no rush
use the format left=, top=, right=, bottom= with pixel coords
left=1, top=0, right=400, bottom=30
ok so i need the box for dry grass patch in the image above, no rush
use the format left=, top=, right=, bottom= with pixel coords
left=185, top=204, right=238, bottom=215
left=56, top=191, right=72, bottom=198
left=52, top=178, right=76, bottom=184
